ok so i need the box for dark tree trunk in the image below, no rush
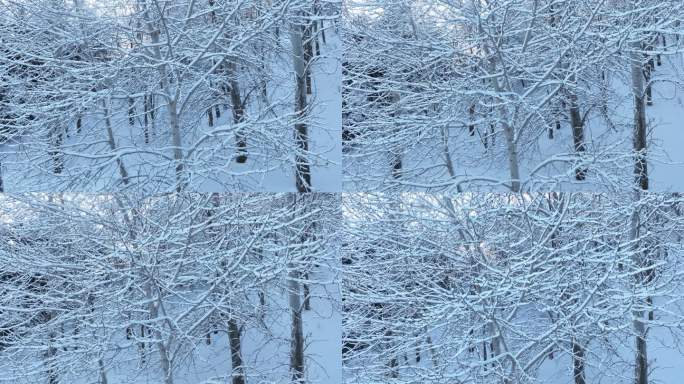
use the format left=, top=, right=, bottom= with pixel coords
left=148, top=94, right=155, bottom=121
left=568, top=91, right=587, bottom=181
left=303, top=22, right=314, bottom=95
left=635, top=332, right=648, bottom=384
left=45, top=312, right=58, bottom=384
left=572, top=339, right=586, bottom=384
left=632, top=43, right=650, bottom=384
left=387, top=329, right=398, bottom=378
left=644, top=42, right=654, bottom=106
left=50, top=129, right=65, bottom=175
left=143, top=94, right=150, bottom=143
left=391, top=152, right=402, bottom=180
left=289, top=273, right=305, bottom=382
left=228, top=72, right=247, bottom=164
left=139, top=324, right=146, bottom=363
left=228, top=318, right=245, bottom=384
left=303, top=274, right=311, bottom=311
left=128, top=96, right=135, bottom=126
left=291, top=27, right=312, bottom=192
left=634, top=91, right=649, bottom=191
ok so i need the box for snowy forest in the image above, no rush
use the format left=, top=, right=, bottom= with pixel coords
left=0, top=193, right=341, bottom=383
left=343, top=192, right=684, bottom=383
left=343, top=0, right=684, bottom=193
left=0, top=0, right=341, bottom=192
left=2, top=0, right=684, bottom=384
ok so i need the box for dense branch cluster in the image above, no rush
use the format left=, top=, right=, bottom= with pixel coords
left=1, top=1, right=684, bottom=384
left=0, top=193, right=340, bottom=384
left=343, top=192, right=684, bottom=383
left=343, top=0, right=684, bottom=192
left=0, top=0, right=340, bottom=192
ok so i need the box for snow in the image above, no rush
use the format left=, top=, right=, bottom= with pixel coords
left=343, top=46, right=684, bottom=193
left=0, top=22, right=341, bottom=193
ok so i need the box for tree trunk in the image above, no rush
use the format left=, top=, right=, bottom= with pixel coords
left=644, top=41, right=655, bottom=106
left=148, top=93, right=155, bottom=138
left=45, top=324, right=58, bottom=384
left=572, top=338, right=586, bottom=384
left=288, top=267, right=305, bottom=382
left=391, top=151, right=402, bottom=180
left=228, top=317, right=245, bottom=384
left=147, top=286, right=173, bottom=384
left=139, top=3, right=183, bottom=191
left=635, top=326, right=648, bottom=384
left=442, top=126, right=459, bottom=191
left=468, top=104, right=476, bottom=136
left=128, top=96, right=135, bottom=126
left=227, top=63, right=247, bottom=164
left=303, top=21, right=314, bottom=95
left=631, top=226, right=649, bottom=384
left=303, top=273, right=311, bottom=311
left=630, top=195, right=649, bottom=384
left=501, top=121, right=521, bottom=192
left=49, top=127, right=65, bottom=175
left=167, top=98, right=185, bottom=192
left=568, top=90, right=587, bottom=180
left=143, top=94, right=150, bottom=143
left=290, top=22, right=312, bottom=192
left=631, top=44, right=649, bottom=191
left=103, top=100, right=130, bottom=186
left=98, top=358, right=108, bottom=384
left=478, top=22, right=520, bottom=192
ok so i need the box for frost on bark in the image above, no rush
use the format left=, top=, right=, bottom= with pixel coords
left=228, top=317, right=245, bottom=384
left=631, top=45, right=649, bottom=192
left=289, top=21, right=312, bottom=192
left=289, top=267, right=305, bottom=382
left=628, top=38, right=650, bottom=379
left=567, top=88, right=587, bottom=181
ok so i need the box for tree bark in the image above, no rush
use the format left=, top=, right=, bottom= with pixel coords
left=501, top=122, right=521, bottom=192
left=290, top=22, right=312, bottom=192
left=568, top=89, right=587, bottom=180
left=98, top=358, right=108, bottom=384
left=49, top=127, right=65, bottom=175
left=143, top=94, right=150, bottom=143
left=477, top=21, right=521, bottom=192
left=227, top=62, right=247, bottom=164
left=165, top=98, right=184, bottom=192
left=631, top=43, right=649, bottom=191
left=128, top=96, right=135, bottom=126
left=289, top=267, right=305, bottom=382
left=147, top=285, right=174, bottom=384
left=228, top=317, right=245, bottom=384
left=103, top=100, right=130, bottom=186
left=572, top=338, right=586, bottom=384
left=139, top=1, right=184, bottom=191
